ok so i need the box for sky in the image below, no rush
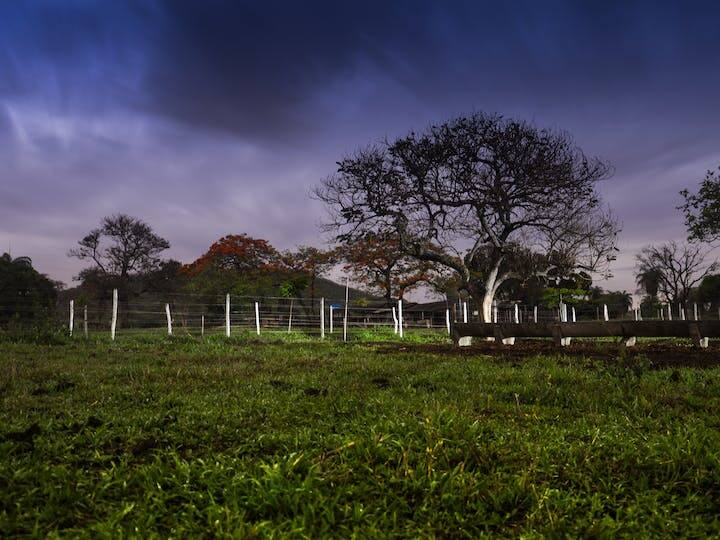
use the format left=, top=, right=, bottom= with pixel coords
left=1, top=0, right=719, bottom=298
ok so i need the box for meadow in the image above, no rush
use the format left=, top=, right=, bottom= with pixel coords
left=2, top=332, right=720, bottom=537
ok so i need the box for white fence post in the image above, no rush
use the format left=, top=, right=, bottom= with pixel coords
left=560, top=302, right=571, bottom=346
left=493, top=304, right=498, bottom=323
left=392, top=306, right=398, bottom=334
left=329, top=305, right=334, bottom=333
left=201, top=315, right=205, bottom=337
left=165, top=303, right=172, bottom=335
left=111, top=289, right=118, bottom=341
left=680, top=304, right=686, bottom=321
left=603, top=304, right=609, bottom=322
left=69, top=300, right=74, bottom=337
left=462, top=301, right=468, bottom=323
left=343, top=279, right=349, bottom=342
left=667, top=304, right=672, bottom=321
left=83, top=305, right=88, bottom=338
left=287, top=299, right=293, bottom=333
left=514, top=304, right=520, bottom=323
left=445, top=309, right=450, bottom=335
left=571, top=306, right=576, bottom=323
left=398, top=299, right=404, bottom=339
left=225, top=294, right=231, bottom=337
left=255, top=301, right=260, bottom=335
left=320, top=298, right=325, bottom=340
left=694, top=303, right=699, bottom=321
left=533, top=305, right=538, bottom=323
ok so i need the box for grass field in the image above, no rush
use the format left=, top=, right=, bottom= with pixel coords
left=2, top=333, right=720, bottom=537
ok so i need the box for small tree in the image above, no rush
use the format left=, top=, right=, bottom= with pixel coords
left=281, top=246, right=337, bottom=306
left=315, top=112, right=619, bottom=321
left=340, top=233, right=437, bottom=302
left=680, top=166, right=720, bottom=242
left=69, top=214, right=170, bottom=296
left=635, top=242, right=717, bottom=305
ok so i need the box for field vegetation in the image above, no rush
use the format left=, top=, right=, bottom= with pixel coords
left=2, top=333, right=720, bottom=536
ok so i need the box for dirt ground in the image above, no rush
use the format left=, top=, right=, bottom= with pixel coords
left=371, top=340, right=720, bottom=369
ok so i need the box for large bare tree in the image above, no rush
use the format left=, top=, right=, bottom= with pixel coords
left=315, top=113, right=619, bottom=321
left=635, top=242, right=717, bottom=304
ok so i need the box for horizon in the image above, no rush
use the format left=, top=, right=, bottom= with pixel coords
left=2, top=1, right=720, bottom=297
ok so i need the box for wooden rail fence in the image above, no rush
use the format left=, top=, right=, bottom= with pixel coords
left=452, top=321, right=720, bottom=348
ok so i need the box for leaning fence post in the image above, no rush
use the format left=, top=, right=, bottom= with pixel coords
left=392, top=306, right=398, bottom=334
left=83, top=305, right=88, bottom=338
left=225, top=294, right=231, bottom=337
left=320, top=298, right=325, bottom=339
left=398, top=299, right=404, bottom=339
left=165, top=303, right=172, bottom=336
left=69, top=300, right=74, bottom=337
left=110, top=289, right=118, bottom=341
left=255, top=301, right=260, bottom=335
left=603, top=304, right=609, bottom=322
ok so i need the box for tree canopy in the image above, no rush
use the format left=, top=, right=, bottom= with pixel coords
left=0, top=253, right=59, bottom=323
left=680, top=165, right=720, bottom=242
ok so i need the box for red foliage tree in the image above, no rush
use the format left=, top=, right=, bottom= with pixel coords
left=182, top=234, right=280, bottom=277
left=341, top=234, right=436, bottom=301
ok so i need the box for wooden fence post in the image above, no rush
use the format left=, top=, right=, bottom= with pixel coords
left=111, top=289, right=118, bottom=341
left=320, top=298, right=325, bottom=340
left=343, top=279, right=349, bottom=342
left=287, top=299, right=293, bottom=333
left=201, top=315, right=205, bottom=337
left=398, top=299, right=404, bottom=339
left=225, top=294, right=231, bottom=337
left=165, top=303, right=172, bottom=336
left=255, top=301, right=260, bottom=335
left=69, top=300, right=74, bottom=337
left=83, top=305, right=88, bottom=338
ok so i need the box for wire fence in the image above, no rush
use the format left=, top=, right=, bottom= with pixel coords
left=3, top=290, right=720, bottom=341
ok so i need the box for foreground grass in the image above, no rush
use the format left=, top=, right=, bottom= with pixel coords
left=2, top=336, right=720, bottom=537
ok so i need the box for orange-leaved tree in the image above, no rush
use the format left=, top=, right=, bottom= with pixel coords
left=340, top=234, right=437, bottom=302
left=182, top=234, right=289, bottom=297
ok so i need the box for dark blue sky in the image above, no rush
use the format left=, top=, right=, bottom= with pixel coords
left=1, top=0, right=719, bottom=295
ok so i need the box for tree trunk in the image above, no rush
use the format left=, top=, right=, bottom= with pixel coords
left=477, top=257, right=503, bottom=323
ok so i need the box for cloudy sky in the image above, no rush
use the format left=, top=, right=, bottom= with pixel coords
left=1, top=0, right=719, bottom=295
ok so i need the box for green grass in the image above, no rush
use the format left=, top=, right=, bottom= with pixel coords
left=2, top=335, right=720, bottom=537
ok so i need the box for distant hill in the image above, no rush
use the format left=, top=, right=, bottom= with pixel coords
left=301, top=276, right=382, bottom=303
